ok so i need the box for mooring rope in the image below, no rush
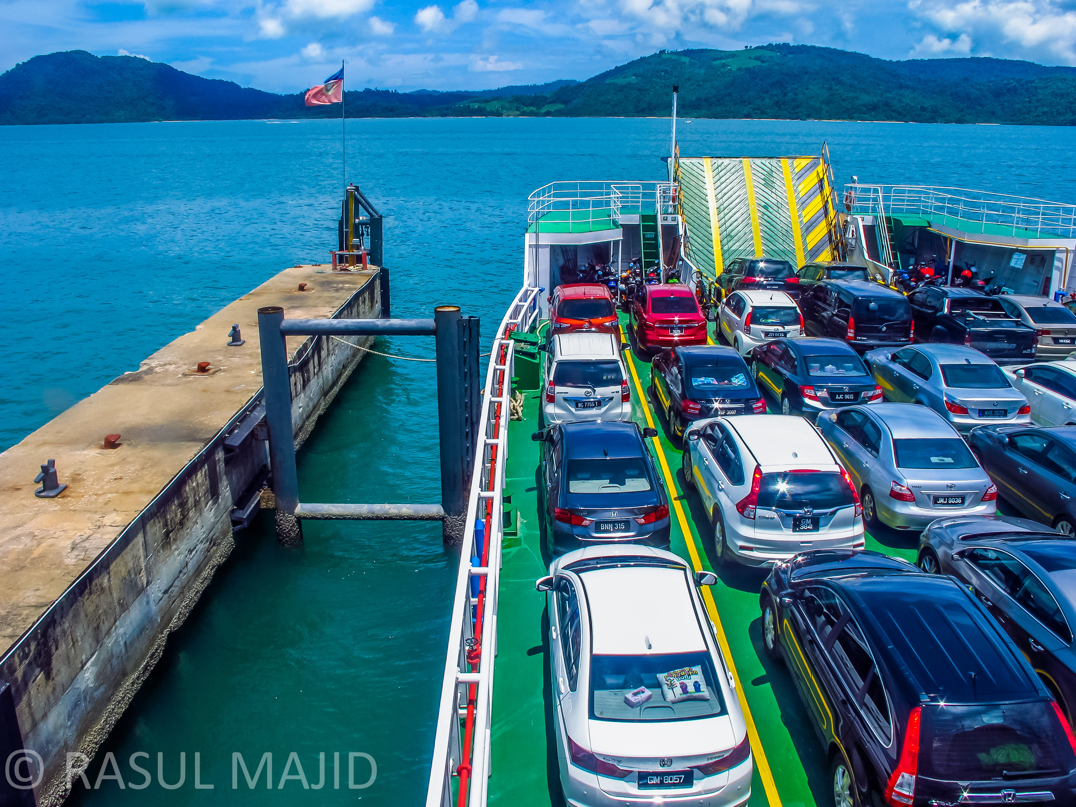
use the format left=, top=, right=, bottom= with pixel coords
left=329, top=335, right=491, bottom=361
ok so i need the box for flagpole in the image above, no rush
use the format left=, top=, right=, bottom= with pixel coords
left=341, top=59, right=346, bottom=199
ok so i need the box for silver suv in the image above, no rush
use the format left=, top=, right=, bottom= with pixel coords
left=543, top=333, right=631, bottom=425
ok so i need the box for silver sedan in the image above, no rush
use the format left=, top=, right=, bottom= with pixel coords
left=863, top=343, right=1030, bottom=432
left=818, top=402, right=998, bottom=531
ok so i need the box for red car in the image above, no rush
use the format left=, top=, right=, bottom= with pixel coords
left=630, top=284, right=708, bottom=353
left=549, top=283, right=618, bottom=335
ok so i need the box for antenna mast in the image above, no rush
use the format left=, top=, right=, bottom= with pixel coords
left=670, top=84, right=678, bottom=172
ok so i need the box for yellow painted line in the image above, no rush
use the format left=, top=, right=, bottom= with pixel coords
left=781, top=159, right=806, bottom=269
left=619, top=322, right=783, bottom=807
left=742, top=159, right=763, bottom=258
left=703, top=157, right=724, bottom=276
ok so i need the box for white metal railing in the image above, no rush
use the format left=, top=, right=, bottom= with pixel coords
left=845, top=183, right=1076, bottom=240
left=425, top=285, right=542, bottom=807
left=527, top=180, right=665, bottom=230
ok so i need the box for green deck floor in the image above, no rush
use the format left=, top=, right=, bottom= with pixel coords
left=486, top=313, right=930, bottom=807
left=527, top=209, right=619, bottom=235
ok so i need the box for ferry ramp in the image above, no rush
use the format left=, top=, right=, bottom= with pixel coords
left=677, top=151, right=844, bottom=282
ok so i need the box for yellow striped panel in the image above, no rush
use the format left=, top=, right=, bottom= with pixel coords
left=742, top=159, right=763, bottom=257
left=704, top=157, right=724, bottom=275
left=782, top=159, right=806, bottom=268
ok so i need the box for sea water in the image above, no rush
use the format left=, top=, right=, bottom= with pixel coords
left=2, top=117, right=1076, bottom=804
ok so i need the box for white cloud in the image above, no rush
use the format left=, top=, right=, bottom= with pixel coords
left=911, top=32, right=973, bottom=55
left=284, top=0, right=374, bottom=19
left=586, top=18, right=631, bottom=35
left=368, top=15, right=395, bottom=35
left=910, top=0, right=1076, bottom=63
left=455, top=0, right=479, bottom=22
left=416, top=4, right=448, bottom=31
left=258, top=16, right=285, bottom=38
left=471, top=54, right=523, bottom=70
left=117, top=48, right=151, bottom=59
left=301, top=41, right=325, bottom=59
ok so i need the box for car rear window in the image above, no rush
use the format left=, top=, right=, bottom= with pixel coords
left=921, top=702, right=1075, bottom=781
left=757, top=471, right=855, bottom=511
left=828, top=267, right=869, bottom=281
left=688, top=364, right=750, bottom=393
left=590, top=652, right=726, bottom=722
left=553, top=361, right=622, bottom=388
left=853, top=297, right=910, bottom=324
left=893, top=439, right=978, bottom=470
left=651, top=295, right=698, bottom=314
left=746, top=260, right=795, bottom=279
left=567, top=458, right=652, bottom=494
left=950, top=298, right=1007, bottom=315
left=752, top=307, right=801, bottom=326
left=1023, top=305, right=1076, bottom=325
left=805, top=355, right=868, bottom=377
left=560, top=298, right=614, bottom=320
left=940, top=364, right=1011, bottom=389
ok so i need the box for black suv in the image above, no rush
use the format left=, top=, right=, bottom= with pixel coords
left=796, top=261, right=871, bottom=291
left=908, top=285, right=1038, bottom=361
left=761, top=550, right=1076, bottom=807
left=712, top=257, right=801, bottom=301
left=800, top=280, right=913, bottom=352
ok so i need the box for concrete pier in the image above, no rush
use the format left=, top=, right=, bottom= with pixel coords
left=0, top=264, right=381, bottom=806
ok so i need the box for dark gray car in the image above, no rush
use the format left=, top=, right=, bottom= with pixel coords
left=966, top=425, right=1076, bottom=535
left=919, top=515, right=1076, bottom=722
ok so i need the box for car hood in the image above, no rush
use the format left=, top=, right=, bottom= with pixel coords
left=945, top=387, right=1027, bottom=406
left=587, top=714, right=738, bottom=761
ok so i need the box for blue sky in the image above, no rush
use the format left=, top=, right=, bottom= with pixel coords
left=3, top=0, right=1076, bottom=93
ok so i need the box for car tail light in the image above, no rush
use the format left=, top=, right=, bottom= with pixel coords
left=885, top=707, right=922, bottom=807
left=981, top=483, right=998, bottom=502
left=693, top=734, right=751, bottom=776
left=800, top=385, right=820, bottom=402
left=752, top=397, right=767, bottom=413
left=786, top=276, right=799, bottom=284
left=545, top=382, right=555, bottom=404
left=643, top=320, right=656, bottom=331
left=867, top=386, right=883, bottom=403
left=568, top=737, right=631, bottom=779
left=682, top=400, right=702, bottom=415
left=554, top=508, right=593, bottom=526
left=890, top=481, right=916, bottom=502
left=964, top=332, right=973, bottom=345
left=634, top=504, right=669, bottom=525
left=621, top=379, right=630, bottom=402
left=1018, top=404, right=1031, bottom=415
left=798, top=311, right=805, bottom=332
left=743, top=311, right=753, bottom=335
left=736, top=466, right=762, bottom=519
left=842, top=468, right=863, bottom=517
left=909, top=319, right=914, bottom=340
left=1039, top=329, right=1051, bottom=338
left=944, top=396, right=969, bottom=415
left=1052, top=701, right=1076, bottom=758
left=742, top=276, right=759, bottom=284
left=847, top=315, right=856, bottom=341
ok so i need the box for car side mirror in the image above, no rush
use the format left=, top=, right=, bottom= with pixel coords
left=694, top=571, right=718, bottom=586
left=621, top=342, right=630, bottom=351
left=535, top=575, right=554, bottom=592
left=1015, top=368, right=1026, bottom=378
left=686, top=429, right=700, bottom=442
left=643, top=427, right=658, bottom=438
left=537, top=343, right=548, bottom=352
left=532, top=430, right=546, bottom=442
left=951, top=549, right=967, bottom=561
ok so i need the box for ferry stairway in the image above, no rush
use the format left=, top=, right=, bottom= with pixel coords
left=640, top=212, right=660, bottom=269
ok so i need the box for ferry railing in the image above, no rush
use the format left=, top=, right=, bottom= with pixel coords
left=426, top=286, right=542, bottom=807
left=844, top=185, right=896, bottom=269
left=527, top=180, right=663, bottom=230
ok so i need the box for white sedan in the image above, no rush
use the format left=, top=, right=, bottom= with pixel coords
left=536, top=545, right=752, bottom=807
left=1004, top=360, right=1076, bottom=426
left=717, top=290, right=803, bottom=356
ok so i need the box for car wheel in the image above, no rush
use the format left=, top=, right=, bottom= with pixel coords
left=672, top=414, right=685, bottom=442
left=1057, top=517, right=1075, bottom=536
left=830, top=753, right=859, bottom=807
left=713, top=510, right=730, bottom=566
left=682, top=449, right=696, bottom=491
left=918, top=547, right=941, bottom=574
left=762, top=593, right=782, bottom=664
left=781, top=395, right=798, bottom=416
left=861, top=486, right=880, bottom=531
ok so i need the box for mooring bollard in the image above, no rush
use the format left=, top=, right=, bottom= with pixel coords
left=227, top=324, right=245, bottom=346
left=34, top=459, right=66, bottom=498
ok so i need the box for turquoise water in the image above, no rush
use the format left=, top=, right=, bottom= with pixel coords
left=2, top=118, right=1076, bottom=804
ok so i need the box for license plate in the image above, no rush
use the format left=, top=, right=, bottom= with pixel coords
left=933, top=495, right=965, bottom=506
left=638, top=770, right=693, bottom=790
left=574, top=400, right=601, bottom=409
left=1057, top=338, right=1074, bottom=345
left=717, top=408, right=740, bottom=416
left=831, top=393, right=857, bottom=402
left=596, top=521, right=629, bottom=532
left=792, top=516, right=819, bottom=532
left=668, top=327, right=684, bottom=335
left=764, top=330, right=784, bottom=338
left=985, top=343, right=1014, bottom=351
left=979, top=409, right=1007, bottom=418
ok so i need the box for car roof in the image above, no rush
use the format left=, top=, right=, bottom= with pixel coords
left=677, top=345, right=742, bottom=363
left=789, top=337, right=857, bottom=357
left=580, top=565, right=707, bottom=655
left=863, top=403, right=955, bottom=438
left=815, top=262, right=869, bottom=269
left=555, top=283, right=609, bottom=299
left=836, top=574, right=1040, bottom=702
left=1003, top=295, right=1064, bottom=309
left=905, top=343, right=990, bottom=363
left=1008, top=541, right=1076, bottom=614
left=649, top=284, right=694, bottom=297
left=560, top=420, right=644, bottom=459
left=740, top=289, right=798, bottom=305
left=725, top=415, right=836, bottom=468
left=552, top=332, right=618, bottom=358
left=789, top=549, right=917, bottom=581
left=825, top=279, right=903, bottom=298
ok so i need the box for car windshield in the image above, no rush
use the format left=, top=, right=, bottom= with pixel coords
left=752, top=307, right=800, bottom=326
left=893, top=439, right=978, bottom=469
left=651, top=296, right=698, bottom=314
left=747, top=260, right=795, bottom=279
left=828, top=267, right=868, bottom=281
left=559, top=298, right=614, bottom=320
left=805, top=355, right=868, bottom=377
left=757, top=471, right=855, bottom=511
left=567, top=458, right=652, bottom=493
left=1023, top=305, right=1076, bottom=325
left=688, top=364, right=750, bottom=393
left=553, top=361, right=622, bottom=388
left=590, top=652, right=726, bottom=722
left=921, top=702, right=1075, bottom=781
left=940, top=364, right=1010, bottom=389
left=854, top=298, right=910, bottom=324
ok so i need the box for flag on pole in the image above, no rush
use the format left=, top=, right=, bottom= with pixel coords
left=305, top=67, right=343, bottom=106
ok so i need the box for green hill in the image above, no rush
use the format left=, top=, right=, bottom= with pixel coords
left=4, top=45, right=1076, bottom=125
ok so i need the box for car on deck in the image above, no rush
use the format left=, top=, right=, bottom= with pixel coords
left=535, top=420, right=669, bottom=555
left=800, top=280, right=913, bottom=352
left=760, top=549, right=1076, bottom=807
left=750, top=337, right=882, bottom=417
left=997, top=294, right=1076, bottom=360
left=649, top=346, right=766, bottom=441
left=918, top=515, right=1076, bottom=722
left=681, top=414, right=864, bottom=567
left=864, top=343, right=1030, bottom=431
left=817, top=403, right=997, bottom=531
left=629, top=284, right=708, bottom=353
left=907, top=285, right=1038, bottom=362
left=711, top=257, right=801, bottom=302
left=717, top=289, right=804, bottom=356
left=1005, top=360, right=1076, bottom=426
left=537, top=545, right=752, bottom=807
left=795, top=261, right=872, bottom=292
left=542, top=333, right=631, bottom=425
left=549, top=283, right=619, bottom=336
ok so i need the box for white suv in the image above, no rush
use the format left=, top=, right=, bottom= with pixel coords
left=543, top=333, right=631, bottom=425
left=537, top=544, right=752, bottom=807
left=718, top=290, right=803, bottom=356
left=682, top=414, right=865, bottom=566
